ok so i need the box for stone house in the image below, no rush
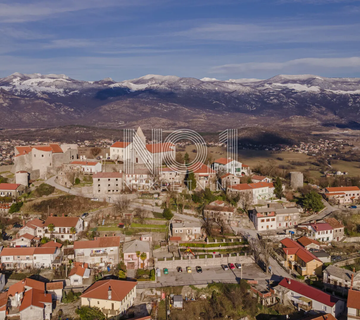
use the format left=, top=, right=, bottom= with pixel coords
left=171, top=221, right=203, bottom=241
left=92, top=172, right=123, bottom=198
left=324, top=218, right=345, bottom=241
left=0, top=183, right=26, bottom=200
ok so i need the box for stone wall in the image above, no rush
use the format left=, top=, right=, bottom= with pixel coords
left=154, top=254, right=253, bottom=269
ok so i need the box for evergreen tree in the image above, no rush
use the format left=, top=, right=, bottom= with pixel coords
left=274, top=177, right=283, bottom=199
left=303, top=190, right=325, bottom=212
left=186, top=171, right=197, bottom=190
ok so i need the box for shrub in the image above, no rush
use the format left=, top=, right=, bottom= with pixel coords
left=76, top=306, right=105, bottom=320
left=34, top=183, right=55, bottom=197
left=9, top=202, right=23, bottom=213
left=162, top=207, right=173, bottom=220
left=75, top=178, right=80, bottom=185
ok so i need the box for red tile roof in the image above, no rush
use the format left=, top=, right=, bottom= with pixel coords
left=16, top=144, right=63, bottom=156
left=0, top=247, right=56, bottom=256
left=146, top=142, right=175, bottom=153
left=348, top=289, right=360, bottom=309
left=44, top=216, right=80, bottom=228
left=7, top=278, right=45, bottom=297
left=251, top=175, right=267, bottom=181
left=303, top=314, right=336, bottom=320
left=280, top=238, right=321, bottom=263
left=70, top=161, right=99, bottom=166
left=74, top=236, right=121, bottom=250
left=214, top=158, right=233, bottom=165
left=26, top=218, right=44, bottom=229
left=309, top=223, right=333, bottom=232
left=20, top=288, right=52, bottom=311
left=279, top=278, right=339, bottom=307
left=16, top=233, right=35, bottom=241
left=111, top=141, right=130, bottom=148
left=46, top=281, right=64, bottom=290
left=326, top=186, right=360, bottom=192
left=297, top=236, right=320, bottom=248
left=229, top=181, right=274, bottom=191
left=324, top=218, right=344, bottom=229
left=93, top=172, right=123, bottom=179
left=0, top=183, right=21, bottom=190
left=189, top=162, right=216, bottom=174
left=69, top=265, right=87, bottom=277
left=41, top=241, right=63, bottom=248
left=81, top=279, right=136, bottom=302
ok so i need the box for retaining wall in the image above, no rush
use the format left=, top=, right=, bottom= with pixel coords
left=154, top=254, right=253, bottom=269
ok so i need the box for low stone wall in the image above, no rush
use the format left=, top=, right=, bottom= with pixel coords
left=343, top=237, right=360, bottom=243
left=154, top=254, right=253, bottom=269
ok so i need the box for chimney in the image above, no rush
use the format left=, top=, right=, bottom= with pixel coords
left=62, top=213, right=65, bottom=217
left=108, top=286, right=112, bottom=300
left=288, top=279, right=291, bottom=285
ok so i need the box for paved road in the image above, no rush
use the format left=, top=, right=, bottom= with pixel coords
left=137, top=263, right=268, bottom=289
left=300, top=199, right=336, bottom=224
left=46, top=176, right=80, bottom=196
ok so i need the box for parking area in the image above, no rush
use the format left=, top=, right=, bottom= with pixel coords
left=151, top=263, right=269, bottom=287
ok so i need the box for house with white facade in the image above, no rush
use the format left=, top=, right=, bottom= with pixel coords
left=4, top=278, right=53, bottom=320
left=110, top=142, right=132, bottom=161
left=80, top=279, right=136, bottom=318
left=74, top=236, right=121, bottom=268
left=43, top=216, right=84, bottom=241
left=18, top=218, right=45, bottom=239
left=68, top=262, right=90, bottom=285
left=124, top=169, right=154, bottom=191
left=325, top=186, right=360, bottom=204
left=301, top=222, right=334, bottom=242
left=348, top=288, right=360, bottom=320
left=250, top=205, right=301, bottom=231
left=0, top=247, right=60, bottom=269
left=46, top=281, right=64, bottom=302
left=212, top=158, right=251, bottom=176
left=188, top=162, right=217, bottom=191
left=227, top=182, right=275, bottom=205
left=0, top=183, right=26, bottom=200
left=10, top=233, right=40, bottom=247
left=68, top=160, right=102, bottom=174
left=251, top=175, right=272, bottom=183
left=275, top=278, right=345, bottom=318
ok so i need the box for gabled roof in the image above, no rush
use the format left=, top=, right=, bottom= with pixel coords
left=204, top=205, right=235, bottom=213
left=70, top=161, right=99, bottom=166
left=348, top=289, right=360, bottom=309
left=280, top=238, right=321, bottom=263
left=16, top=144, right=63, bottom=156
left=20, top=288, right=52, bottom=311
left=146, top=142, right=175, bottom=153
left=0, top=247, right=56, bottom=256
left=251, top=175, right=267, bottom=181
left=26, top=218, right=44, bottom=229
left=188, top=162, right=216, bottom=174
left=326, top=186, right=360, bottom=192
left=297, top=236, right=320, bottom=248
left=93, top=172, right=123, bottom=179
left=279, top=278, right=339, bottom=307
left=44, top=216, right=80, bottom=228
left=214, top=158, right=234, bottom=165
left=304, top=314, right=336, bottom=320
left=74, top=236, right=120, bottom=250
left=111, top=141, right=130, bottom=148
left=7, top=278, right=45, bottom=297
left=309, top=223, right=333, bottom=232
left=81, top=279, right=136, bottom=302
left=324, top=218, right=344, bottom=229
left=46, top=281, right=64, bottom=290
left=69, top=265, right=87, bottom=277
left=0, top=183, right=21, bottom=190
left=228, top=181, right=274, bottom=191
left=41, top=241, right=63, bottom=248
left=14, top=233, right=35, bottom=241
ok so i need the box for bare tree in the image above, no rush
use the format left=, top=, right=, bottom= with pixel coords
left=113, top=197, right=130, bottom=218
left=134, top=208, right=147, bottom=224
left=90, top=147, right=102, bottom=158
left=238, top=191, right=253, bottom=213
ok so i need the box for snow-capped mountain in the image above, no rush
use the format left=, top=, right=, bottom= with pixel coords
left=0, top=72, right=359, bottom=129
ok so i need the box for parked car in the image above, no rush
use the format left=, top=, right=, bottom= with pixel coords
left=186, top=266, right=192, bottom=273
left=222, top=264, right=229, bottom=271
left=118, top=223, right=125, bottom=228
left=163, top=268, right=169, bottom=275
left=196, top=266, right=202, bottom=273
left=228, top=263, right=235, bottom=270
left=235, top=263, right=242, bottom=269
left=81, top=212, right=89, bottom=219
left=350, top=206, right=357, bottom=209
left=177, top=267, right=183, bottom=272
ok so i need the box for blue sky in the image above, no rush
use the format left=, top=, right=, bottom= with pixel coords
left=1, top=0, right=360, bottom=81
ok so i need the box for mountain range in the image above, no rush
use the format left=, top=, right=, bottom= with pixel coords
left=1, top=72, right=360, bottom=131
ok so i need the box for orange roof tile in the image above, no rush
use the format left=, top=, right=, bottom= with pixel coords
left=70, top=161, right=99, bottom=166
left=326, top=186, right=360, bottom=192
left=69, top=265, right=87, bottom=277
left=214, top=158, right=233, bottom=165
left=20, top=288, right=52, bottom=311
left=74, top=236, right=120, bottom=250
left=188, top=162, right=216, bottom=174
left=324, top=218, right=344, bottom=229
left=348, top=289, right=360, bottom=309
left=251, top=175, right=267, bottom=181
left=229, top=181, right=274, bottom=191
left=0, top=183, right=21, bottom=190
left=41, top=241, right=62, bottom=248
left=8, top=278, right=45, bottom=297
left=16, top=233, right=35, bottom=241
left=44, top=216, right=80, bottom=228
left=297, top=236, right=320, bottom=248
left=111, top=141, right=130, bottom=148
left=280, top=238, right=321, bottom=263
left=81, top=279, right=136, bottom=302
left=46, top=281, right=64, bottom=290
left=93, top=172, right=123, bottom=179
left=26, top=219, right=44, bottom=229
left=146, top=142, right=175, bottom=153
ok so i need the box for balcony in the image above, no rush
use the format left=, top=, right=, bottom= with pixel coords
left=90, top=252, right=108, bottom=257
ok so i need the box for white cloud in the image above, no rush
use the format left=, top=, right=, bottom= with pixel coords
left=210, top=57, right=360, bottom=74
left=177, top=21, right=360, bottom=44
left=0, top=0, right=159, bottom=23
